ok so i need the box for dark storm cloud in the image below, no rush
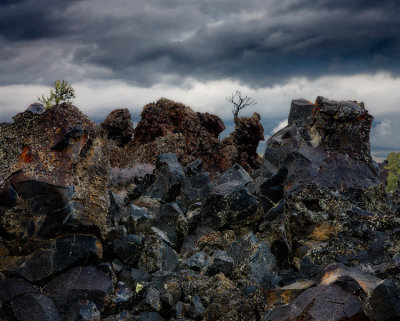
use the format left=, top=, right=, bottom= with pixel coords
left=0, top=0, right=399, bottom=86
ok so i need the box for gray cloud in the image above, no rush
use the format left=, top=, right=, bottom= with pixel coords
left=0, top=0, right=399, bottom=87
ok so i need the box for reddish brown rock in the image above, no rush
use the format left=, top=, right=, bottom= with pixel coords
left=101, top=108, right=134, bottom=147
left=127, top=98, right=229, bottom=173
left=123, top=98, right=263, bottom=174
left=0, top=104, right=110, bottom=241
left=222, top=112, right=264, bottom=172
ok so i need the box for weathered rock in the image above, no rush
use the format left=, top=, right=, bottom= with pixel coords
left=1, top=234, right=102, bottom=282
left=144, top=153, right=186, bottom=203
left=101, top=108, right=134, bottom=147
left=127, top=99, right=228, bottom=172
left=201, top=183, right=263, bottom=229
left=263, top=284, right=366, bottom=321
left=112, top=234, right=144, bottom=265
left=0, top=104, right=109, bottom=240
left=228, top=233, right=277, bottom=289
left=138, top=234, right=179, bottom=273
left=11, top=293, right=62, bottom=321
left=222, top=113, right=264, bottom=172
left=367, top=278, right=400, bottom=321
left=182, top=159, right=212, bottom=201
left=43, top=266, right=113, bottom=313
left=65, top=300, right=101, bottom=321
left=205, top=250, right=234, bottom=277
left=262, top=97, right=378, bottom=188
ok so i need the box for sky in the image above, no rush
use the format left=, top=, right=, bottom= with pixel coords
left=0, top=0, right=399, bottom=159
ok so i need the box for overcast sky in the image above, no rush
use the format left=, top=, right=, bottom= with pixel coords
left=1, top=0, right=399, bottom=158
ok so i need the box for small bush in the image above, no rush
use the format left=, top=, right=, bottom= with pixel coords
left=38, top=80, right=76, bottom=108
left=385, top=151, right=400, bottom=192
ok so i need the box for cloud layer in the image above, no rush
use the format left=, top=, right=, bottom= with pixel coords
left=0, top=0, right=399, bottom=86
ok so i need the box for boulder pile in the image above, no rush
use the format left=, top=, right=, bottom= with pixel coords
left=0, top=97, right=399, bottom=321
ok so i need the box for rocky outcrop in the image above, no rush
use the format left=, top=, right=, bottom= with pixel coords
left=222, top=112, right=264, bottom=172
left=119, top=98, right=263, bottom=174
left=1, top=98, right=399, bottom=320
left=127, top=98, right=228, bottom=172
left=101, top=108, right=134, bottom=147
left=0, top=104, right=110, bottom=319
left=254, top=97, right=398, bottom=296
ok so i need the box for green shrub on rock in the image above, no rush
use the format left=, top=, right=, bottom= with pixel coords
left=38, top=80, right=75, bottom=108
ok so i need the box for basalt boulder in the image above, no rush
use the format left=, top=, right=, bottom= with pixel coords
left=0, top=104, right=110, bottom=241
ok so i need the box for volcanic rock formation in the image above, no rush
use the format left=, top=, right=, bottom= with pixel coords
left=0, top=97, right=399, bottom=321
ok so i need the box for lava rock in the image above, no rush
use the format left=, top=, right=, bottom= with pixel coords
left=218, top=163, right=252, bottom=186
left=144, top=286, right=162, bottom=311
left=101, top=108, right=134, bottom=147
left=112, top=234, right=144, bottom=264
left=122, top=204, right=155, bottom=236
left=0, top=104, right=110, bottom=238
left=1, top=234, right=102, bottom=282
left=11, top=293, right=62, bottom=321
left=138, top=311, right=166, bottom=321
left=201, top=183, right=262, bottom=229
left=181, top=252, right=207, bottom=272
left=228, top=233, right=277, bottom=289
left=206, top=250, right=234, bottom=277
left=64, top=300, right=101, bottom=321
left=156, top=202, right=186, bottom=245
left=127, top=98, right=227, bottom=173
left=264, top=284, right=365, bottom=321
left=367, top=278, right=400, bottom=321
left=221, top=112, right=264, bottom=172
left=43, top=266, right=113, bottom=313
left=182, top=159, right=212, bottom=201
left=138, top=234, right=179, bottom=273
left=26, top=103, right=45, bottom=114
left=144, top=153, right=186, bottom=203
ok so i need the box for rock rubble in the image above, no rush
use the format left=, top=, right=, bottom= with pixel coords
left=0, top=97, right=399, bottom=320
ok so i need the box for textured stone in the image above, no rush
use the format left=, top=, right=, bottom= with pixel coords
left=228, top=233, right=277, bottom=289
left=127, top=99, right=227, bottom=172
left=101, top=108, right=134, bottom=147
left=43, top=266, right=113, bottom=313
left=11, top=293, right=62, bottom=321
left=264, top=284, right=365, bottom=321
left=221, top=112, right=264, bottom=172
left=0, top=104, right=109, bottom=239
left=64, top=300, right=101, bottom=321
left=201, top=183, right=263, bottom=229
left=144, top=153, right=186, bottom=203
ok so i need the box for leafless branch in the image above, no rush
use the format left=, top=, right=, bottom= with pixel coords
left=226, top=90, right=257, bottom=120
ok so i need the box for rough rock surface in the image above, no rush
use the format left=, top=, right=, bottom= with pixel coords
left=127, top=98, right=228, bottom=172
left=120, top=98, right=264, bottom=173
left=101, top=108, right=134, bottom=147
left=1, top=98, right=400, bottom=320
left=0, top=103, right=110, bottom=239
left=222, top=112, right=264, bottom=172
